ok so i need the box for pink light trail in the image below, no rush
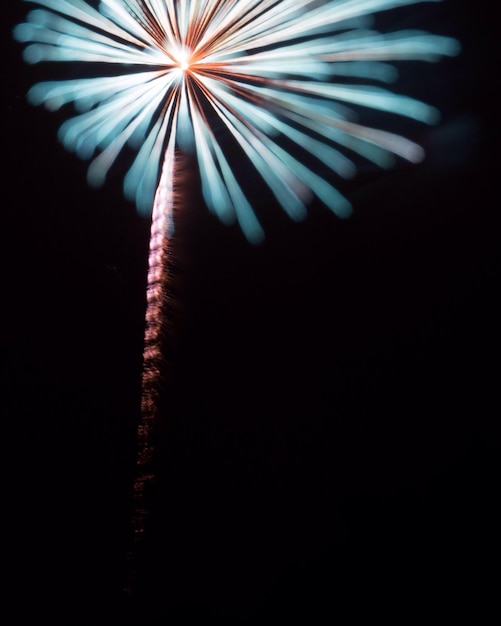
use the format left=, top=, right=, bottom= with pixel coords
left=126, top=136, right=181, bottom=594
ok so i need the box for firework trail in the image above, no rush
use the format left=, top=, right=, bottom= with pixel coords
left=127, top=133, right=180, bottom=591
left=14, top=0, right=459, bottom=594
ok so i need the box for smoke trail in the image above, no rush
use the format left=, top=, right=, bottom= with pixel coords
left=125, top=136, right=181, bottom=595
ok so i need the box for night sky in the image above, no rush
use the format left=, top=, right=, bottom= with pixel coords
left=3, top=1, right=499, bottom=624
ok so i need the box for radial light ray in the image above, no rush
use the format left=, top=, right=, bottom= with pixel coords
left=15, top=0, right=459, bottom=242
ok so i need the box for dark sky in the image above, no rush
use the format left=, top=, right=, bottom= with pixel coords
left=3, top=1, right=499, bottom=624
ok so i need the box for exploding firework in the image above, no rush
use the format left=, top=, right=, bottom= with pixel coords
left=14, top=0, right=459, bottom=242
left=14, top=0, right=459, bottom=593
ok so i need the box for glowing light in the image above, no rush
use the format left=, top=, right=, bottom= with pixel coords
left=14, top=0, right=460, bottom=243
left=175, top=46, right=192, bottom=72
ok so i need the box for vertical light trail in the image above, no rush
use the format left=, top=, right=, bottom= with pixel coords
left=126, top=135, right=180, bottom=595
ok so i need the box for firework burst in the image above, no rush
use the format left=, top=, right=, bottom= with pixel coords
left=14, top=0, right=459, bottom=243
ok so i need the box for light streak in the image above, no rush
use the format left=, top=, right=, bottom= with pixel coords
left=127, top=132, right=180, bottom=592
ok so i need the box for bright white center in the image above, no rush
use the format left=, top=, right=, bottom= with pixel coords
left=176, top=46, right=192, bottom=71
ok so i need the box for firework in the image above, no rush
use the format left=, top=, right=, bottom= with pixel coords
left=14, top=0, right=459, bottom=594
left=14, top=0, right=459, bottom=243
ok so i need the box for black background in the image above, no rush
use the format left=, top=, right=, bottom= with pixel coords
left=3, top=1, right=499, bottom=623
